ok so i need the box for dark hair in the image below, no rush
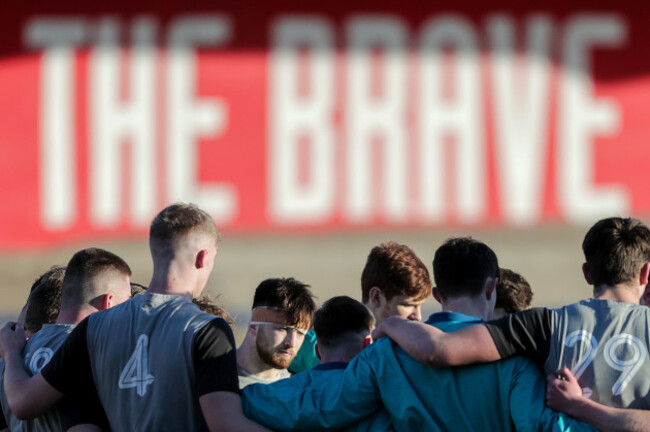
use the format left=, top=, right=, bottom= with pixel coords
left=193, top=294, right=236, bottom=331
left=130, top=282, right=148, bottom=298
left=496, top=268, right=533, bottom=314
left=62, top=248, right=132, bottom=308
left=20, top=264, right=63, bottom=316
left=313, top=296, right=374, bottom=349
left=252, top=277, right=316, bottom=328
left=24, top=265, right=66, bottom=333
left=433, top=237, right=499, bottom=301
left=582, top=217, right=650, bottom=287
left=150, top=203, right=219, bottom=255
left=361, top=242, right=431, bottom=303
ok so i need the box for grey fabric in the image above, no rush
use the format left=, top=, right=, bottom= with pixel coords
left=86, top=293, right=215, bottom=431
left=544, top=298, right=650, bottom=409
left=0, top=324, right=75, bottom=432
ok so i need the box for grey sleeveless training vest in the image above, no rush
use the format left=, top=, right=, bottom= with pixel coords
left=0, top=324, right=75, bottom=432
left=545, top=298, right=650, bottom=409
left=86, top=293, right=216, bottom=431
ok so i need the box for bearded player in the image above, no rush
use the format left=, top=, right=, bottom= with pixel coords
left=237, top=277, right=316, bottom=388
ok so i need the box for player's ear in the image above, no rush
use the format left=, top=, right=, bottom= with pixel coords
left=640, top=262, right=650, bottom=287
left=369, top=287, right=383, bottom=307
left=485, top=277, right=498, bottom=301
left=315, top=344, right=321, bottom=360
left=582, top=263, right=593, bottom=285
left=431, top=287, right=442, bottom=304
left=100, top=292, right=114, bottom=310
left=195, top=249, right=207, bottom=269
left=248, top=323, right=258, bottom=337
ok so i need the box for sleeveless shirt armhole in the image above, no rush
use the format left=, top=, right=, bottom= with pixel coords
left=193, top=318, right=240, bottom=396
left=41, top=317, right=94, bottom=396
left=484, top=307, right=553, bottom=367
left=60, top=389, right=110, bottom=431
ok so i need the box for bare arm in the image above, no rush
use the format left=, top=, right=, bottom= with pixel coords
left=547, top=368, right=650, bottom=432
left=200, top=391, right=271, bottom=432
left=67, top=426, right=104, bottom=432
left=0, top=323, right=63, bottom=418
left=372, top=316, right=501, bottom=366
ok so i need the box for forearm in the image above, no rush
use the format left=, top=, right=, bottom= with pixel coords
left=3, top=350, right=62, bottom=419
left=243, top=378, right=360, bottom=430
left=219, top=416, right=272, bottom=432
left=564, top=398, right=650, bottom=432
left=379, top=318, right=500, bottom=366
left=243, top=358, right=379, bottom=430
left=3, top=349, right=33, bottom=418
left=378, top=318, right=444, bottom=365
left=67, top=426, right=104, bottom=432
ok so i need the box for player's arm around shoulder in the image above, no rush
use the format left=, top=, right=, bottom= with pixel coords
left=547, top=368, right=650, bottom=432
left=372, top=316, right=500, bottom=366
left=194, top=319, right=271, bottom=432
left=0, top=323, right=63, bottom=419
left=201, top=391, right=271, bottom=432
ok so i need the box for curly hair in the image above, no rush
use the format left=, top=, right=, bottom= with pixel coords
left=496, top=268, right=533, bottom=314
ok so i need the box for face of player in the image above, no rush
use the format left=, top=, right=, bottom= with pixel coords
left=375, top=294, right=425, bottom=324
left=255, top=323, right=306, bottom=370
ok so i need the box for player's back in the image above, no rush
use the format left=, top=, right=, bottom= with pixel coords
left=0, top=324, right=75, bottom=432
left=86, top=293, right=216, bottom=431
left=545, top=298, right=650, bottom=408
left=370, top=316, right=586, bottom=432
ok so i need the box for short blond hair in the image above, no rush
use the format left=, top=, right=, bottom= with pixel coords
left=149, top=203, right=219, bottom=257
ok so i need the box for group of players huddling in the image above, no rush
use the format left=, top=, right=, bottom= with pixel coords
left=0, top=202, right=648, bottom=431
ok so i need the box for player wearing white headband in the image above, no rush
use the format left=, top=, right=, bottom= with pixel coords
left=237, top=277, right=316, bottom=388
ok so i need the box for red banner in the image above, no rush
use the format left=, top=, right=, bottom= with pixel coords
left=1, top=2, right=649, bottom=249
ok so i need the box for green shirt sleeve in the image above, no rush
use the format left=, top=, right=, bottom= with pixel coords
left=288, top=328, right=320, bottom=374
left=243, top=349, right=381, bottom=430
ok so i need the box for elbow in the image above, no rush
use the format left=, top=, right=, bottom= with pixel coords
left=406, top=346, right=447, bottom=367
left=424, top=351, right=451, bottom=367
left=8, top=396, right=41, bottom=420
left=409, top=348, right=440, bottom=366
left=10, top=402, right=33, bottom=420
left=423, top=339, right=456, bottom=367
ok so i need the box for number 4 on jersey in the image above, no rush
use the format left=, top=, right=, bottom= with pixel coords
left=118, top=334, right=155, bottom=396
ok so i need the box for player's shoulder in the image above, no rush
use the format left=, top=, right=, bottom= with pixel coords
left=561, top=298, right=650, bottom=315
left=370, top=336, right=394, bottom=352
left=362, top=336, right=405, bottom=364
left=27, top=323, right=70, bottom=344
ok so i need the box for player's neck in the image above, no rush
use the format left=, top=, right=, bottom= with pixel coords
left=319, top=350, right=356, bottom=364
left=56, top=305, right=96, bottom=325
left=148, top=264, right=196, bottom=299
left=593, top=283, right=642, bottom=304
left=441, top=297, right=490, bottom=321
left=237, top=337, right=283, bottom=379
